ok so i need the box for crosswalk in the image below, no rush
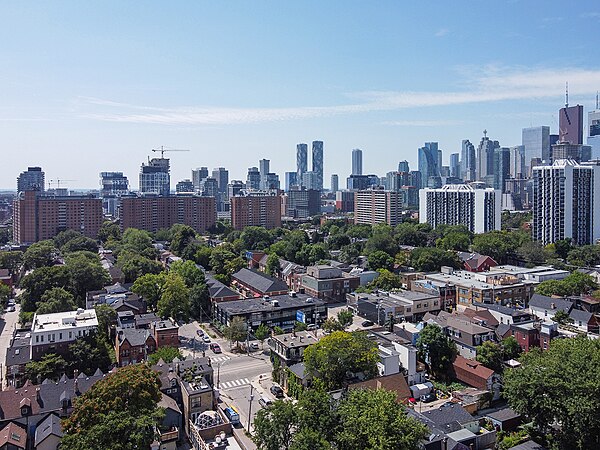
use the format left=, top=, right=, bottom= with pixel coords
left=219, top=378, right=250, bottom=389
left=209, top=356, right=231, bottom=364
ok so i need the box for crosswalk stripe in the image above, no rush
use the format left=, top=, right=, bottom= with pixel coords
left=220, top=378, right=250, bottom=389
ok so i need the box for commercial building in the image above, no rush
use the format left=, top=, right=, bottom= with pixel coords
left=588, top=106, right=600, bottom=159
left=532, top=159, right=600, bottom=245
left=192, top=167, right=209, bottom=191
left=354, top=189, right=403, bottom=226
left=493, top=147, right=510, bottom=192
left=231, top=268, right=289, bottom=298
left=139, top=157, right=170, bottom=196
left=450, top=153, right=460, bottom=178
left=419, top=184, right=501, bottom=234
left=285, top=172, right=298, bottom=191
left=230, top=191, right=282, bottom=230
left=300, top=265, right=360, bottom=303
left=17, top=166, right=45, bottom=193
left=296, top=143, right=308, bottom=186
left=559, top=104, right=584, bottom=145
left=461, top=140, right=476, bottom=181
left=330, top=174, right=339, bottom=193
left=509, top=145, right=526, bottom=179
left=522, top=126, right=550, bottom=172
left=477, top=131, right=500, bottom=182
left=120, top=194, right=216, bottom=233
left=13, top=190, right=103, bottom=244
left=246, top=167, right=261, bottom=190
left=312, top=140, right=324, bottom=191
left=351, top=148, right=363, bottom=176
left=418, top=142, right=440, bottom=188
left=286, top=187, right=320, bottom=219
left=335, top=190, right=355, bottom=212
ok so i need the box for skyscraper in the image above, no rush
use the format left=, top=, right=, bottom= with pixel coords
left=212, top=167, right=229, bottom=193
left=559, top=104, right=584, bottom=145
left=418, top=142, right=440, bottom=188
left=449, top=153, right=460, bottom=178
left=522, top=126, right=550, bottom=174
left=351, top=148, right=363, bottom=176
left=192, top=167, right=209, bottom=191
left=139, top=158, right=170, bottom=196
left=493, top=147, right=510, bottom=192
left=100, top=171, right=129, bottom=216
left=296, top=143, right=308, bottom=187
left=17, top=167, right=45, bottom=193
left=259, top=159, right=270, bottom=189
left=398, top=160, right=410, bottom=172
left=461, top=140, right=476, bottom=182
left=532, top=159, right=600, bottom=245
left=588, top=105, right=600, bottom=160
left=331, top=174, right=339, bottom=193
left=509, top=145, right=526, bottom=179
left=285, top=172, right=298, bottom=191
left=476, top=131, right=500, bottom=183
left=246, top=167, right=261, bottom=191
left=312, top=141, right=324, bottom=191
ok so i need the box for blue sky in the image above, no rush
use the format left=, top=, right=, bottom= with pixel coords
left=2, top=1, right=600, bottom=189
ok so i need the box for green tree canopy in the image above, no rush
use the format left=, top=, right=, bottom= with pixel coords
left=502, top=336, right=522, bottom=360
left=303, top=331, right=378, bottom=390
left=97, top=221, right=121, bottom=243
left=25, top=353, right=67, bottom=383
left=368, top=250, right=394, bottom=271
left=265, top=253, right=280, bottom=276
left=65, top=252, right=111, bottom=306
left=410, top=247, right=461, bottom=272
left=371, top=269, right=403, bottom=291
left=0, top=251, right=23, bottom=275
left=95, top=304, right=117, bottom=342
left=36, top=287, right=77, bottom=314
left=416, top=324, right=457, bottom=380
left=117, top=251, right=163, bottom=283
left=337, top=309, right=353, bottom=329
left=147, top=346, right=184, bottom=365
left=23, top=240, right=58, bottom=269
left=61, top=364, right=163, bottom=450
left=536, top=271, right=598, bottom=297
left=504, top=337, right=600, bottom=450
left=190, top=282, right=210, bottom=320
left=224, top=316, right=247, bottom=348
left=472, top=231, right=522, bottom=264
left=131, top=272, right=167, bottom=311
left=254, top=323, right=270, bottom=348
left=169, top=224, right=197, bottom=256
left=19, top=265, right=72, bottom=312
left=475, top=340, right=504, bottom=373
left=240, top=226, right=275, bottom=251
left=253, top=400, right=298, bottom=450
left=157, top=273, right=190, bottom=321
left=169, top=259, right=205, bottom=288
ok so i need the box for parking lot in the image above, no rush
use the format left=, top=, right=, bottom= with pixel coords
left=327, top=303, right=380, bottom=332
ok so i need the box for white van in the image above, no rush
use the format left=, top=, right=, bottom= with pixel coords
left=258, top=396, right=272, bottom=408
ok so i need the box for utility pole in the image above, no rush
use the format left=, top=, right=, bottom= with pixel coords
left=246, top=320, right=251, bottom=356
left=217, top=363, right=221, bottom=389
left=247, top=384, right=254, bottom=434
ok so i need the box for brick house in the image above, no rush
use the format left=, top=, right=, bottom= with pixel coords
left=115, top=328, right=156, bottom=366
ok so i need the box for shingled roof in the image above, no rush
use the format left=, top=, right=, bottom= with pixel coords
left=232, top=268, right=289, bottom=294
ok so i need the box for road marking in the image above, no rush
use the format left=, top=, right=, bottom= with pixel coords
left=210, top=356, right=231, bottom=363
left=220, top=378, right=250, bottom=389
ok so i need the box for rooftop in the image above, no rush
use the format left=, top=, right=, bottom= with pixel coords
left=216, top=293, right=325, bottom=315
left=32, top=308, right=98, bottom=333
left=232, top=268, right=289, bottom=294
left=271, top=330, right=320, bottom=349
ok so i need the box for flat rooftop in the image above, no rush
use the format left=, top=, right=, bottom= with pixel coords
left=32, top=309, right=98, bottom=333
left=216, top=293, right=326, bottom=315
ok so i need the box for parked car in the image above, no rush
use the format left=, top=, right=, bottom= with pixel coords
left=6, top=306, right=15, bottom=312
left=196, top=329, right=204, bottom=337
left=249, top=342, right=259, bottom=351
left=361, top=320, right=374, bottom=327
left=306, top=324, right=318, bottom=331
left=270, top=385, right=284, bottom=398
left=203, top=335, right=211, bottom=343
left=258, top=396, right=272, bottom=408
left=210, top=343, right=222, bottom=353
left=421, top=393, right=436, bottom=403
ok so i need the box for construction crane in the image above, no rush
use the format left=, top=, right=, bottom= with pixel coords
left=151, top=146, right=190, bottom=158
left=48, top=179, right=76, bottom=189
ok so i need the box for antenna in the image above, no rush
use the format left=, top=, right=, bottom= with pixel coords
left=565, top=82, right=569, bottom=108
left=596, top=91, right=599, bottom=110
left=483, top=129, right=488, bottom=138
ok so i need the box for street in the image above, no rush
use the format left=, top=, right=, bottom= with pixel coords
left=0, top=303, right=20, bottom=388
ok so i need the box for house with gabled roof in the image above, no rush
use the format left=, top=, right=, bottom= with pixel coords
left=34, top=413, right=62, bottom=450
left=231, top=268, right=289, bottom=298
left=457, top=252, right=498, bottom=273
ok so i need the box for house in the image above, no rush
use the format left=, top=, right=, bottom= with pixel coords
left=451, top=355, right=499, bottom=398
left=486, top=407, right=522, bottom=432
left=34, top=414, right=62, bottom=450
left=231, top=268, right=289, bottom=298
left=411, top=279, right=457, bottom=312
left=0, top=422, right=26, bottom=450
left=156, top=394, right=182, bottom=449
left=510, top=322, right=540, bottom=352
left=507, top=440, right=547, bottom=450
left=0, top=269, right=13, bottom=289
left=85, top=283, right=146, bottom=314
left=269, top=331, right=320, bottom=389
left=457, top=252, right=498, bottom=272
left=471, top=302, right=532, bottom=325
left=569, top=308, right=599, bottom=334
left=205, top=275, right=240, bottom=303
left=151, top=319, right=180, bottom=349
left=5, top=333, right=31, bottom=388
left=115, top=328, right=156, bottom=366
left=300, top=265, right=360, bottom=303
left=528, top=294, right=573, bottom=321
left=116, top=311, right=135, bottom=329
left=348, top=373, right=412, bottom=403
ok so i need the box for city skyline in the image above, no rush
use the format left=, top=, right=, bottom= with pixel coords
left=2, top=2, right=600, bottom=189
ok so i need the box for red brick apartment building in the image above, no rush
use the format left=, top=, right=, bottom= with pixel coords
left=120, top=194, right=216, bottom=233
left=13, top=190, right=103, bottom=244
left=230, top=191, right=282, bottom=230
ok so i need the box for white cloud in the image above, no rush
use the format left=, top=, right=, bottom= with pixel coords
left=434, top=28, right=450, bottom=37
left=581, top=12, right=600, bottom=19
left=82, top=66, right=600, bottom=126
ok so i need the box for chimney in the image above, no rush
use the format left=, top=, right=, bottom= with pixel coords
left=74, top=378, right=79, bottom=394
left=36, top=388, right=41, bottom=402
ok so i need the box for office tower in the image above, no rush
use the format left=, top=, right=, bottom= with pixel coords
left=139, top=158, right=170, bottom=196
left=296, top=143, right=308, bottom=186
left=331, top=174, right=339, bottom=193
left=493, top=148, right=510, bottom=192
left=398, top=160, right=410, bottom=172
left=346, top=174, right=380, bottom=191
left=17, top=167, right=45, bottom=193
left=351, top=148, right=363, bottom=176
left=450, top=153, right=460, bottom=178
left=588, top=105, right=600, bottom=160
left=509, top=146, right=526, bottom=179
left=440, top=166, right=450, bottom=177
left=264, top=173, right=280, bottom=190
left=461, top=140, right=476, bottom=182
left=120, top=195, right=216, bottom=234
left=212, top=168, right=229, bottom=193
left=550, top=142, right=591, bottom=162
left=312, top=141, right=324, bottom=191
left=230, top=191, right=282, bottom=230
left=476, top=131, right=500, bottom=181
left=259, top=159, right=270, bottom=189
left=100, top=172, right=129, bottom=196
left=419, top=185, right=501, bottom=234
left=13, top=190, right=103, bottom=244
left=192, top=167, right=209, bottom=191
left=246, top=167, right=261, bottom=190
left=176, top=179, right=194, bottom=193
left=386, top=172, right=401, bottom=192
left=201, top=177, right=219, bottom=197
left=302, top=172, right=319, bottom=190
left=335, top=191, right=355, bottom=212
left=437, top=149, right=443, bottom=175
left=285, top=172, right=298, bottom=191
left=559, top=104, right=584, bottom=145
left=532, top=159, right=600, bottom=245
left=228, top=180, right=245, bottom=199
left=522, top=126, right=551, bottom=174
left=287, top=187, right=321, bottom=218
left=418, top=142, right=441, bottom=188
left=354, top=189, right=404, bottom=227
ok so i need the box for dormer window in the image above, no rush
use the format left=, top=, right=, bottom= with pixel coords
left=20, top=406, right=30, bottom=416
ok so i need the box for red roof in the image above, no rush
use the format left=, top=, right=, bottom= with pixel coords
left=452, top=355, right=495, bottom=390
left=0, top=422, right=26, bottom=449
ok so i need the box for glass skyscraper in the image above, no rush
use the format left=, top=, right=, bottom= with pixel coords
left=418, top=142, right=440, bottom=188
left=351, top=148, right=363, bottom=175
left=296, top=143, right=308, bottom=187
left=312, top=141, right=323, bottom=191
left=522, top=126, right=550, bottom=171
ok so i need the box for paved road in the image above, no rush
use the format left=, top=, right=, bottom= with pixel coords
left=0, top=303, right=20, bottom=387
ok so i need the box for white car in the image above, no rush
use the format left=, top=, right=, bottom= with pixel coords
left=203, top=335, right=211, bottom=343
left=6, top=306, right=15, bottom=312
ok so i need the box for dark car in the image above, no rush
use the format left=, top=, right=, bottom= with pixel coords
left=421, top=393, right=436, bottom=403
left=196, top=329, right=204, bottom=337
left=270, top=385, right=284, bottom=398
left=361, top=320, right=374, bottom=327
left=210, top=343, right=222, bottom=354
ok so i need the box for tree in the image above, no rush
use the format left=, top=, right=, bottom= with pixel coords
left=65, top=252, right=111, bottom=306
left=335, top=388, right=428, bottom=450
left=240, top=226, right=275, bottom=251
left=23, top=240, right=57, bottom=269
left=147, top=346, right=184, bottom=365
left=190, top=283, right=210, bottom=320
left=371, top=269, right=403, bottom=291
left=169, top=224, right=197, bottom=256
left=19, top=265, right=72, bottom=312
left=294, top=321, right=308, bottom=332
left=25, top=353, right=67, bottom=383
left=436, top=229, right=472, bottom=252
left=169, top=259, right=205, bottom=288
left=337, top=309, right=353, bottom=329
left=551, top=309, right=573, bottom=325
left=265, top=253, right=281, bottom=276
left=367, top=250, right=394, bottom=271
left=410, top=247, right=461, bottom=272
left=502, top=336, right=522, bottom=360
left=117, top=251, right=163, bottom=283
left=567, top=244, right=600, bottom=267
left=61, top=236, right=99, bottom=254
left=472, top=231, right=521, bottom=265
left=364, top=224, right=397, bottom=256
left=0, top=251, right=23, bottom=276
left=254, top=323, right=270, bottom=349
left=504, top=337, right=600, bottom=450
left=253, top=400, right=298, bottom=450
left=36, top=287, right=76, bottom=314
left=131, top=272, right=167, bottom=311
left=416, top=324, right=457, bottom=380
left=296, top=386, right=337, bottom=443
left=303, top=331, right=378, bottom=390
left=395, top=222, right=429, bottom=247
left=97, top=221, right=121, bottom=243
left=61, top=364, right=163, bottom=450
left=209, top=246, right=237, bottom=276
left=67, top=333, right=112, bottom=376
left=536, top=271, right=598, bottom=297
left=95, top=304, right=117, bottom=342
left=54, top=229, right=84, bottom=249
left=321, top=317, right=343, bottom=333
left=476, top=341, right=504, bottom=373
left=224, top=316, right=247, bottom=348
left=0, top=284, right=10, bottom=307
left=194, top=246, right=213, bottom=269
left=157, top=273, right=190, bottom=321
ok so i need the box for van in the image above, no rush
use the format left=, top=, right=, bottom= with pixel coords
left=258, top=396, right=272, bottom=408
left=224, top=406, right=240, bottom=425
